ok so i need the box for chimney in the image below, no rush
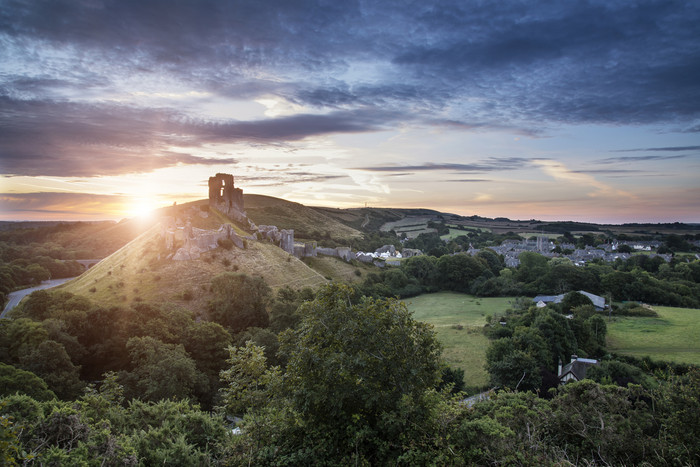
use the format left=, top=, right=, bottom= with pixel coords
left=558, top=358, right=563, bottom=377
left=570, top=354, right=578, bottom=363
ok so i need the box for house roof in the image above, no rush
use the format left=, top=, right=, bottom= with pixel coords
left=532, top=290, right=606, bottom=310
left=560, top=359, right=597, bottom=381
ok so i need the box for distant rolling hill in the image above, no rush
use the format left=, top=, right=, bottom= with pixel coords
left=244, top=194, right=363, bottom=240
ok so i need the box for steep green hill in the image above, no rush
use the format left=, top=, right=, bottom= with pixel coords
left=59, top=223, right=330, bottom=316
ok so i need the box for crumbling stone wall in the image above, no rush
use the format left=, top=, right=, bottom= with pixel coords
left=316, top=246, right=353, bottom=261
left=257, top=225, right=295, bottom=255
left=161, top=218, right=245, bottom=261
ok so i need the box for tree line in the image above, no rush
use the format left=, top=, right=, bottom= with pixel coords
left=355, top=249, right=700, bottom=307
left=2, top=283, right=697, bottom=465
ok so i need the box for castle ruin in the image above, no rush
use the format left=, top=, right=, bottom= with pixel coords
left=209, top=173, right=246, bottom=222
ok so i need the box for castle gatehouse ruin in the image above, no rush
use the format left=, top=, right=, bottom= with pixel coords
left=209, top=173, right=246, bottom=222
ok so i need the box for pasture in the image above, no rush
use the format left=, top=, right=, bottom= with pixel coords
left=606, top=306, right=700, bottom=365
left=405, top=292, right=516, bottom=387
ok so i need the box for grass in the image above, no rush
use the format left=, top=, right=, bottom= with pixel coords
left=606, top=306, right=700, bottom=365
left=516, top=232, right=563, bottom=239
left=301, top=256, right=372, bottom=284
left=405, top=292, right=517, bottom=387
left=440, top=228, right=485, bottom=241
left=60, top=223, right=330, bottom=317
left=244, top=194, right=361, bottom=240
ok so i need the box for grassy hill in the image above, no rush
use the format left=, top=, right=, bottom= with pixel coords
left=244, top=194, right=362, bottom=240
left=59, top=223, right=333, bottom=316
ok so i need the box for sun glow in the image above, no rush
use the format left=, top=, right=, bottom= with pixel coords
left=128, top=198, right=158, bottom=219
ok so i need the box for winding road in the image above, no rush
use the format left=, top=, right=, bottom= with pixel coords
left=1, top=277, right=76, bottom=318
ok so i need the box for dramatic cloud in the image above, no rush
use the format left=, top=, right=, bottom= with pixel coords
left=0, top=97, right=394, bottom=176
left=353, top=158, right=534, bottom=173
left=0, top=0, right=698, bottom=222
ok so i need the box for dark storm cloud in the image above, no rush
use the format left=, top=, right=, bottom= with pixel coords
left=0, top=97, right=392, bottom=176
left=1, top=0, right=699, bottom=178
left=354, top=158, right=533, bottom=173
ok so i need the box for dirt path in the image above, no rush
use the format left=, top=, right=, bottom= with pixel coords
left=361, top=213, right=370, bottom=229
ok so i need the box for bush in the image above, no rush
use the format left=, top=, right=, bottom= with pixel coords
left=613, top=303, right=658, bottom=317
left=217, top=238, right=234, bottom=250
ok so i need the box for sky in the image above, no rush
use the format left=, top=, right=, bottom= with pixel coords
left=1, top=0, right=699, bottom=224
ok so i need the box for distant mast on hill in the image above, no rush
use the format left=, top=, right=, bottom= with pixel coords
left=208, top=173, right=246, bottom=223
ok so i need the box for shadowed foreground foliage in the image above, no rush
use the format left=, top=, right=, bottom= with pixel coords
left=1, top=284, right=698, bottom=465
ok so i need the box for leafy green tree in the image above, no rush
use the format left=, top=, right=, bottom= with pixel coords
left=485, top=338, right=542, bottom=390
left=436, top=254, right=486, bottom=292
left=587, top=360, right=655, bottom=388
left=0, top=363, right=56, bottom=401
left=230, top=283, right=444, bottom=464
left=234, top=326, right=281, bottom=367
left=516, top=252, right=549, bottom=284
left=268, top=286, right=309, bottom=333
left=18, top=340, right=84, bottom=400
left=281, top=284, right=442, bottom=424
left=532, top=309, right=577, bottom=369
left=0, top=318, right=48, bottom=365
left=184, top=321, right=232, bottom=406
left=219, top=342, right=280, bottom=417
left=208, top=273, right=271, bottom=333
left=560, top=291, right=593, bottom=312
left=653, top=369, right=700, bottom=464
left=617, top=244, right=634, bottom=253
left=546, top=381, right=655, bottom=465
left=401, top=254, right=439, bottom=291
left=122, top=336, right=204, bottom=402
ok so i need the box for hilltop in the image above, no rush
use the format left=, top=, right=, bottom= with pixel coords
left=57, top=195, right=374, bottom=314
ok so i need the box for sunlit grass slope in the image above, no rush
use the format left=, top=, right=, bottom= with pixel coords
left=405, top=292, right=516, bottom=388
left=60, top=223, right=330, bottom=316
left=606, top=306, right=700, bottom=365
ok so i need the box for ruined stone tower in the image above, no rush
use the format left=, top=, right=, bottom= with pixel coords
left=208, top=173, right=246, bottom=222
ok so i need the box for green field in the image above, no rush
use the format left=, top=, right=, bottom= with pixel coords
left=606, top=306, right=700, bottom=365
left=405, top=292, right=516, bottom=388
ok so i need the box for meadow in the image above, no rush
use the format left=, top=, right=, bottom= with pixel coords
left=606, top=306, right=700, bottom=365
left=405, top=292, right=517, bottom=388
left=406, top=293, right=700, bottom=389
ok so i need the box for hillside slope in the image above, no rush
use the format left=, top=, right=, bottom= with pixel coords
left=244, top=194, right=362, bottom=240
left=59, top=223, right=329, bottom=315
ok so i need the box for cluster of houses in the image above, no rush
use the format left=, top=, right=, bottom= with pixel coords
left=481, top=237, right=672, bottom=268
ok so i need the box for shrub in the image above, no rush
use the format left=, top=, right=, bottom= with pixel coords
left=181, top=289, right=193, bottom=301
left=217, top=238, right=234, bottom=250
